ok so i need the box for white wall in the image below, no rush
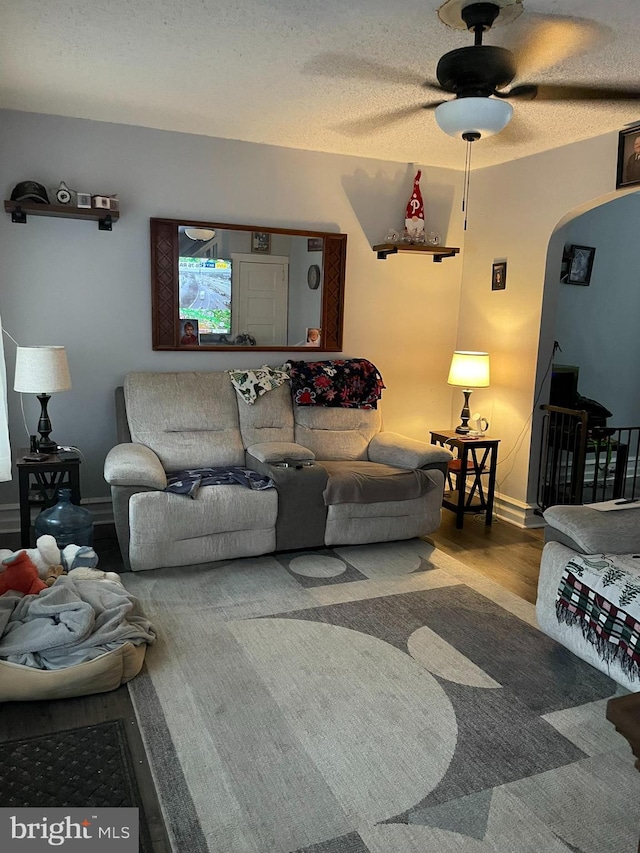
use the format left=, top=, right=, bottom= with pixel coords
left=0, top=110, right=464, bottom=515
left=456, top=133, right=631, bottom=521
left=553, top=193, right=640, bottom=425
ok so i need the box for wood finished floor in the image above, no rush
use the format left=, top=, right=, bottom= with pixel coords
left=0, top=516, right=545, bottom=852
left=428, top=509, right=544, bottom=605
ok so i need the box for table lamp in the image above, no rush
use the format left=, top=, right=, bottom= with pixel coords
left=14, top=346, right=72, bottom=452
left=447, top=351, right=490, bottom=435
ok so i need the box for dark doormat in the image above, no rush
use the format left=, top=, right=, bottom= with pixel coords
left=0, top=719, right=154, bottom=852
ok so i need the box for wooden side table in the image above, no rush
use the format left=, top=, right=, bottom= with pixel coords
left=430, top=430, right=500, bottom=529
left=15, top=451, right=81, bottom=547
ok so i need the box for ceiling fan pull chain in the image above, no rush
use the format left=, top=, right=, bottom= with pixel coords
left=461, top=131, right=480, bottom=231
left=462, top=136, right=472, bottom=231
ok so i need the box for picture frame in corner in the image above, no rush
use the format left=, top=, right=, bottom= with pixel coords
left=565, top=245, right=596, bottom=286
left=76, top=192, right=92, bottom=209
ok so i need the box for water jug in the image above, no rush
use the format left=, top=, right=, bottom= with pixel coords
left=34, top=488, right=94, bottom=548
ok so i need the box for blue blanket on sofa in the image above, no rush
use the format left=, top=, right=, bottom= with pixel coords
left=165, top=467, right=275, bottom=499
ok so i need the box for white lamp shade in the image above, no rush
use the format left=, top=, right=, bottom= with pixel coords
left=448, top=351, right=490, bottom=388
left=14, top=346, right=72, bottom=394
left=435, top=98, right=513, bottom=139
left=184, top=228, right=216, bottom=241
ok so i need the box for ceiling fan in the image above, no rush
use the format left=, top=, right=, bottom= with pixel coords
left=308, top=0, right=640, bottom=141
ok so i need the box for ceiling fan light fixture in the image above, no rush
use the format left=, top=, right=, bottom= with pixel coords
left=184, top=228, right=216, bottom=241
left=434, top=97, right=513, bottom=138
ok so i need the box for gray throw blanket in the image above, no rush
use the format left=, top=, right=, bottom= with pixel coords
left=0, top=576, right=155, bottom=670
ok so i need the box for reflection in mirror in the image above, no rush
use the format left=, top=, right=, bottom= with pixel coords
left=178, top=226, right=323, bottom=347
left=151, top=219, right=347, bottom=351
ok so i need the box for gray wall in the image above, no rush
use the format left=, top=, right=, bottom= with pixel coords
left=0, top=109, right=464, bottom=513
left=554, top=193, right=640, bottom=425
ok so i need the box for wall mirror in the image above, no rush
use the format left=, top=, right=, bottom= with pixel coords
left=151, top=218, right=347, bottom=351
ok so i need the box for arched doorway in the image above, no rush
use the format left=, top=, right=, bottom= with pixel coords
left=530, top=189, right=640, bottom=510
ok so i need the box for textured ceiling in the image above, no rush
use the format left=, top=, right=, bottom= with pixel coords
left=2, top=0, right=640, bottom=170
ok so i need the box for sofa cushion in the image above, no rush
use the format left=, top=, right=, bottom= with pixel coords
left=320, top=460, right=437, bottom=505
left=294, top=406, right=381, bottom=460
left=130, top=485, right=277, bottom=542
left=125, top=372, right=245, bottom=470
left=543, top=504, right=640, bottom=554
left=324, top=494, right=441, bottom=546
left=237, top=381, right=295, bottom=447
left=128, top=486, right=278, bottom=571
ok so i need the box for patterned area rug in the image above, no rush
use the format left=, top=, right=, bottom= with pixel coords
left=124, top=539, right=640, bottom=853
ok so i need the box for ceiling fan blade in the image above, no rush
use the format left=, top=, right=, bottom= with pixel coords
left=508, top=16, right=608, bottom=80
left=500, top=83, right=640, bottom=101
left=333, top=103, right=444, bottom=137
left=302, top=53, right=434, bottom=89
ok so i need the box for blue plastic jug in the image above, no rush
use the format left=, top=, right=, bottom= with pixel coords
left=34, top=488, right=94, bottom=548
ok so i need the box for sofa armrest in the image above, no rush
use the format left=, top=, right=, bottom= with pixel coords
left=543, top=504, right=640, bottom=554
left=104, top=444, right=167, bottom=490
left=368, top=432, right=453, bottom=470
left=246, top=441, right=315, bottom=463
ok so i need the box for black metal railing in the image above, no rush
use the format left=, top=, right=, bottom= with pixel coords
left=537, top=405, right=640, bottom=510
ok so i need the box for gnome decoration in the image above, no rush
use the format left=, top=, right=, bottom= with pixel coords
left=405, top=170, right=425, bottom=242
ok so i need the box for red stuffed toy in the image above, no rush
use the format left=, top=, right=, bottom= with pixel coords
left=0, top=551, right=47, bottom=596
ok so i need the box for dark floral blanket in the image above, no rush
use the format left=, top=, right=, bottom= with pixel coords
left=165, top=467, right=274, bottom=499
left=288, top=359, right=385, bottom=409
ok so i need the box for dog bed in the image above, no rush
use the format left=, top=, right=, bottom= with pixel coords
left=0, top=642, right=147, bottom=702
left=0, top=575, right=154, bottom=702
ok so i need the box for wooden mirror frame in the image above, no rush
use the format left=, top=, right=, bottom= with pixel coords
left=151, top=217, right=347, bottom=351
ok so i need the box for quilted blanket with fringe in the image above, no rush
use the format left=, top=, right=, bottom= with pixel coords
left=556, top=552, right=640, bottom=681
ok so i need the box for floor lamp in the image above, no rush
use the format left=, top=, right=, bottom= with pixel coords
left=447, top=351, right=490, bottom=435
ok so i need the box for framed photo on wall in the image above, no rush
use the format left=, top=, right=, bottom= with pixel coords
left=616, top=127, right=640, bottom=189
left=565, top=245, right=596, bottom=285
left=491, top=261, right=507, bottom=291
left=251, top=232, right=271, bottom=254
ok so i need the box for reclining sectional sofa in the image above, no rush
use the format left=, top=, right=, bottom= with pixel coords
left=104, top=371, right=453, bottom=571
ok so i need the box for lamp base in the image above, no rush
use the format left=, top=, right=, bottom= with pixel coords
left=455, top=389, right=472, bottom=434
left=36, top=393, right=58, bottom=453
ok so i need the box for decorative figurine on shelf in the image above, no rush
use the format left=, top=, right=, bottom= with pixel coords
left=55, top=181, right=73, bottom=205
left=404, top=170, right=425, bottom=243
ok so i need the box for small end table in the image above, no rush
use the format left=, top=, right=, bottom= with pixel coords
left=15, top=450, right=81, bottom=547
left=430, top=429, right=500, bottom=528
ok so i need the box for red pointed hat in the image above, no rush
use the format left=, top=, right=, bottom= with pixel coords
left=405, top=170, right=424, bottom=222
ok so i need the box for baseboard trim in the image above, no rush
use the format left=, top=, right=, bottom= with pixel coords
left=493, top=493, right=545, bottom=529
left=0, top=496, right=115, bottom=536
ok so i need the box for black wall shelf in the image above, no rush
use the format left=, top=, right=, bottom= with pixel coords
left=372, top=243, right=460, bottom=262
left=4, top=200, right=119, bottom=231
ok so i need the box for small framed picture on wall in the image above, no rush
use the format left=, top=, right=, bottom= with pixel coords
left=616, top=126, right=640, bottom=189
left=251, top=232, right=271, bottom=254
left=564, top=245, right=595, bottom=285
left=491, top=261, right=507, bottom=291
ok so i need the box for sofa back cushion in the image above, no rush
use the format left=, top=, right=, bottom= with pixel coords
left=124, top=372, right=245, bottom=470
left=294, top=406, right=381, bottom=460
left=236, top=382, right=295, bottom=447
